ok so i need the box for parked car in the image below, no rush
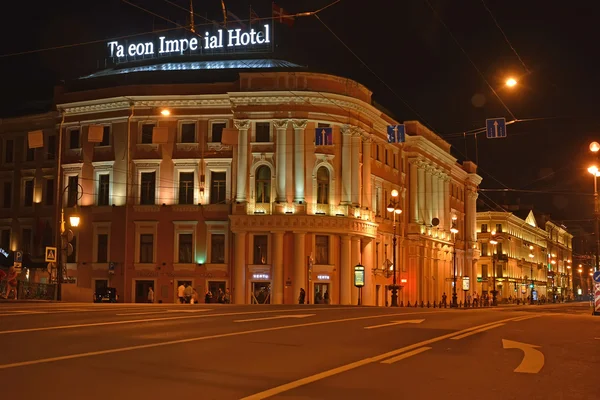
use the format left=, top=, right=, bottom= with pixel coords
left=94, top=287, right=118, bottom=303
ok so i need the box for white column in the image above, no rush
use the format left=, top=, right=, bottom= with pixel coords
left=438, top=175, right=446, bottom=231
left=424, top=167, right=433, bottom=225
left=362, top=139, right=372, bottom=210
left=417, top=165, right=425, bottom=224
left=409, top=160, right=418, bottom=223
left=274, top=119, right=289, bottom=203
left=234, top=232, right=246, bottom=304
left=292, top=120, right=307, bottom=204
left=293, top=232, right=306, bottom=303
left=341, top=126, right=352, bottom=205
left=351, top=130, right=361, bottom=206
left=444, top=178, right=451, bottom=228
left=272, top=231, right=284, bottom=304
left=234, top=120, right=250, bottom=202
left=351, top=236, right=360, bottom=305
left=362, top=238, right=374, bottom=305
left=340, top=235, right=351, bottom=304
left=432, top=171, right=439, bottom=224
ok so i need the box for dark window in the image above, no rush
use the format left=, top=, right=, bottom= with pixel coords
left=1, top=230, right=10, bottom=251
left=45, top=179, right=54, bottom=206
left=255, top=166, right=271, bottom=203
left=47, top=135, right=56, bottom=160
left=316, top=167, right=329, bottom=205
left=141, top=124, right=154, bottom=144
left=210, top=172, right=226, bottom=204
left=496, top=224, right=503, bottom=233
left=97, top=234, right=108, bottom=263
left=317, top=123, right=330, bottom=128
left=255, top=122, right=270, bottom=142
left=178, top=172, right=194, bottom=204
left=253, top=235, right=268, bottom=264
left=22, top=228, right=32, bottom=254
left=98, top=174, right=110, bottom=206
left=385, top=149, right=388, bottom=165
left=211, top=234, right=225, bottom=263
left=67, top=236, right=77, bottom=263
left=481, top=224, right=488, bottom=233
left=67, top=176, right=78, bottom=207
left=26, top=146, right=35, bottom=162
left=393, top=153, right=397, bottom=169
left=375, top=145, right=380, bottom=161
left=5, top=140, right=13, bottom=163
left=99, top=126, right=110, bottom=146
left=481, top=243, right=488, bottom=256
left=315, top=235, right=329, bottom=264
left=482, top=264, right=488, bottom=279
left=139, top=234, right=153, bottom=263
left=181, top=123, right=196, bottom=143
left=178, top=233, right=193, bottom=263
left=23, top=180, right=34, bottom=207
left=496, top=242, right=503, bottom=256
left=211, top=123, right=226, bottom=142
left=3, top=182, right=11, bottom=208
left=69, top=129, right=80, bottom=149
left=140, top=172, right=156, bottom=205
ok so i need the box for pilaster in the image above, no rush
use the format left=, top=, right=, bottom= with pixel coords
left=234, top=119, right=250, bottom=203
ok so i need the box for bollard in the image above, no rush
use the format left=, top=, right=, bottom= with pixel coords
left=407, top=301, right=411, bottom=307
left=427, top=301, right=430, bottom=308
left=400, top=301, right=404, bottom=307
left=433, top=301, right=437, bottom=308
left=420, top=301, right=424, bottom=308
left=415, top=301, right=418, bottom=308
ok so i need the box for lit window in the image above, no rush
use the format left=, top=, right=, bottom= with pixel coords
left=255, top=166, right=271, bottom=204
left=316, top=167, right=329, bottom=205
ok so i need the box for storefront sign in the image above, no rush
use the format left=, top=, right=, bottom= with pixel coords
left=0, top=248, right=8, bottom=258
left=317, top=275, right=330, bottom=280
left=252, top=273, right=269, bottom=280
left=354, top=265, right=365, bottom=287
left=107, top=24, right=271, bottom=59
left=462, top=276, right=470, bottom=291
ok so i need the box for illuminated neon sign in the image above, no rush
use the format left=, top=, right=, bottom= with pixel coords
left=107, top=24, right=271, bottom=58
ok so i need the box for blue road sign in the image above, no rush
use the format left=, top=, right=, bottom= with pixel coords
left=593, top=270, right=600, bottom=283
left=486, top=118, right=507, bottom=139
left=15, top=251, right=22, bottom=263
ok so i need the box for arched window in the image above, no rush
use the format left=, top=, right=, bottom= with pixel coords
left=316, top=166, right=329, bottom=204
left=255, top=166, right=271, bottom=204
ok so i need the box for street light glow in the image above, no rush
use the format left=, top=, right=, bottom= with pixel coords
left=69, top=215, right=81, bottom=228
left=588, top=165, right=599, bottom=176
left=391, top=189, right=399, bottom=197
left=590, top=141, right=600, bottom=153
left=506, top=78, right=517, bottom=87
left=160, top=108, right=171, bottom=116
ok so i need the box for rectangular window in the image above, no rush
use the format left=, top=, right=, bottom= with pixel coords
left=317, top=123, right=330, bottom=128
left=23, top=180, right=34, bottom=207
left=481, top=243, right=488, bottom=256
left=178, top=233, right=193, bottom=263
left=385, top=149, right=388, bottom=165
left=67, top=236, right=77, bottom=263
left=496, top=242, right=503, bottom=256
left=98, top=174, right=110, bottom=206
left=178, top=172, right=194, bottom=204
left=496, top=224, right=502, bottom=233
left=481, top=224, right=488, bottom=233
left=482, top=264, right=488, bottom=279
left=393, top=154, right=397, bottom=169
left=47, top=135, right=56, bottom=160
left=181, top=123, right=196, bottom=143
left=255, top=122, right=270, bottom=142
left=3, top=182, right=11, bottom=208
left=26, top=146, right=35, bottom=162
left=22, top=228, right=32, bottom=254
left=99, top=126, right=110, bottom=146
left=253, top=235, right=268, bottom=264
left=375, top=145, right=380, bottom=161
left=315, top=235, right=329, bottom=264
left=5, top=140, right=13, bottom=163
left=141, top=124, right=155, bottom=144
left=211, top=123, right=226, bottom=143
left=140, top=172, right=156, bottom=205
left=211, top=234, right=225, bottom=263
left=45, top=179, right=54, bottom=206
left=139, top=234, right=154, bottom=263
left=97, top=234, right=108, bottom=263
left=210, top=172, right=226, bottom=204
left=0, top=230, right=10, bottom=251
left=69, top=129, right=80, bottom=149
left=67, top=176, right=78, bottom=207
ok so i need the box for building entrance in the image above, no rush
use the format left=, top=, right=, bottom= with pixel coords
left=134, top=280, right=154, bottom=303
left=313, top=282, right=330, bottom=304
left=207, top=281, right=226, bottom=303
left=251, top=281, right=270, bottom=304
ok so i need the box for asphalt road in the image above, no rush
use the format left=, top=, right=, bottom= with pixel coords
left=0, top=301, right=598, bottom=400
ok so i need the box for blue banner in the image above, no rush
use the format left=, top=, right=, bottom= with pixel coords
left=387, top=125, right=405, bottom=143
left=315, top=127, right=333, bottom=146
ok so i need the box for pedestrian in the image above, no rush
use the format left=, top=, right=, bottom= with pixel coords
left=147, top=287, right=154, bottom=303
left=184, top=283, right=193, bottom=304
left=467, top=293, right=471, bottom=307
left=2, top=267, right=18, bottom=300
left=177, top=283, right=185, bottom=304
left=191, top=288, right=198, bottom=304
left=217, top=288, right=225, bottom=304
left=324, top=290, right=330, bottom=304
left=224, top=289, right=231, bottom=304
left=205, top=290, right=213, bottom=303
left=298, top=288, right=306, bottom=304
left=442, top=292, right=447, bottom=307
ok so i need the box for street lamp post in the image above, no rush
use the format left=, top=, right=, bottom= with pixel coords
left=386, top=189, right=402, bottom=307
left=489, top=231, right=498, bottom=306
left=587, top=142, right=600, bottom=272
left=450, top=217, right=459, bottom=308
left=56, top=184, right=82, bottom=301
left=529, top=246, right=535, bottom=305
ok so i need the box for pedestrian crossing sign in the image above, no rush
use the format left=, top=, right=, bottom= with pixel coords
left=45, top=246, right=57, bottom=262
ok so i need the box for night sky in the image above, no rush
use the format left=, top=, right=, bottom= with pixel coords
left=1, top=0, right=599, bottom=250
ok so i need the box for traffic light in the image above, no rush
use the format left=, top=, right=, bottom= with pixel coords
left=530, top=283, right=534, bottom=288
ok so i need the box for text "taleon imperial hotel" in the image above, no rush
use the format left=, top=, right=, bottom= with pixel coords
left=107, top=24, right=271, bottom=58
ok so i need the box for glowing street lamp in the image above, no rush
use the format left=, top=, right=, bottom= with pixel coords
left=590, top=141, right=600, bottom=153
left=160, top=108, right=171, bottom=116
left=505, top=78, right=517, bottom=87
left=386, top=189, right=402, bottom=307
left=450, top=216, right=459, bottom=307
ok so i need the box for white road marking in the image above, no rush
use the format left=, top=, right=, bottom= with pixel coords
left=116, top=309, right=211, bottom=316
left=380, top=347, right=432, bottom=364
left=240, top=315, right=529, bottom=400
left=234, top=314, right=315, bottom=323
left=364, top=319, right=425, bottom=330
left=450, top=323, right=505, bottom=340
left=512, top=315, right=540, bottom=322
left=0, top=311, right=447, bottom=370
left=12, top=310, right=47, bottom=314
left=502, top=339, right=545, bottom=373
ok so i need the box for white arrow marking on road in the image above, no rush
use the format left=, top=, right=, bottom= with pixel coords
left=234, top=314, right=315, bottom=323
left=364, top=319, right=425, bottom=330
left=502, top=339, right=545, bottom=374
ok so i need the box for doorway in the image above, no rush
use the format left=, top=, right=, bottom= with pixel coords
left=207, top=280, right=226, bottom=303
left=94, top=279, right=108, bottom=293
left=251, top=281, right=271, bottom=304
left=134, top=280, right=154, bottom=303
left=313, top=282, right=330, bottom=304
